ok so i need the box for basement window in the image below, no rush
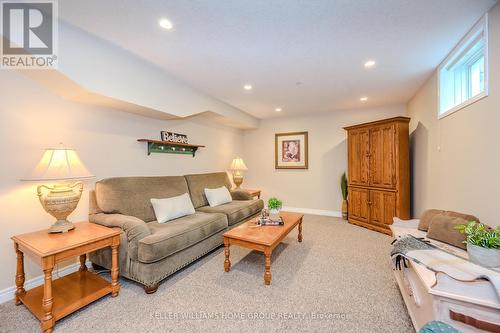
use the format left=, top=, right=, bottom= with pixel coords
left=438, top=14, right=488, bottom=119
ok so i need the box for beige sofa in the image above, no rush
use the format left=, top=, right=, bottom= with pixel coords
left=88, top=172, right=263, bottom=293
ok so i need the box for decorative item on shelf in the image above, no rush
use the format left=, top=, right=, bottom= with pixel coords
left=268, top=197, right=283, bottom=221
left=340, top=172, right=348, bottom=220
left=229, top=157, right=248, bottom=189
left=22, top=144, right=94, bottom=233
left=160, top=131, right=188, bottom=144
left=138, top=139, right=205, bottom=157
left=275, top=131, right=308, bottom=169
left=455, top=221, right=500, bottom=268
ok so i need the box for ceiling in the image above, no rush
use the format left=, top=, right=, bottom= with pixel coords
left=59, top=0, right=496, bottom=119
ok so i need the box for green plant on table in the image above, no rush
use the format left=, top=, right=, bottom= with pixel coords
left=454, top=221, right=500, bottom=249
left=340, top=172, right=348, bottom=201
left=268, top=197, right=283, bottom=211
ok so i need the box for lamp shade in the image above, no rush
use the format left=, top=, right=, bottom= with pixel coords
left=23, top=148, right=94, bottom=181
left=229, top=157, right=248, bottom=171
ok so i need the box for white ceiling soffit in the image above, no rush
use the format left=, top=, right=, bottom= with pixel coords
left=58, top=0, right=497, bottom=119
left=16, top=21, right=260, bottom=129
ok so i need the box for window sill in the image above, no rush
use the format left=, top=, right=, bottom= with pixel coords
left=438, top=91, right=488, bottom=120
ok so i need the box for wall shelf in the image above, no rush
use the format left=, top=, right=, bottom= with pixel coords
left=138, top=139, right=205, bottom=157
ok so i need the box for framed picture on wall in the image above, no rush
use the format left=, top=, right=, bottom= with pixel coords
left=275, top=131, right=308, bottom=169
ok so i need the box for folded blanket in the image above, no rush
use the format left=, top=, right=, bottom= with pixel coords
left=391, top=235, right=500, bottom=300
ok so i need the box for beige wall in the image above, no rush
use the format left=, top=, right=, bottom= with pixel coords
left=242, top=105, right=406, bottom=213
left=407, top=3, right=500, bottom=226
left=0, top=71, right=243, bottom=291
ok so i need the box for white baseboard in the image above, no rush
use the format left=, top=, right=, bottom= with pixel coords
left=0, top=261, right=91, bottom=305
left=281, top=206, right=342, bottom=217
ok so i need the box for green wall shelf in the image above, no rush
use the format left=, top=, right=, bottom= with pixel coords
left=138, top=139, right=205, bottom=157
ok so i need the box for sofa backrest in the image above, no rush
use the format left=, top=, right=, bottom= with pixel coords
left=95, top=176, right=190, bottom=222
left=184, top=172, right=232, bottom=208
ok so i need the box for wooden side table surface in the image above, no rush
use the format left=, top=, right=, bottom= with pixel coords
left=12, top=222, right=121, bottom=333
left=243, top=189, right=261, bottom=199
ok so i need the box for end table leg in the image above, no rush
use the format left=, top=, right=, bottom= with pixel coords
left=111, top=244, right=120, bottom=297
left=224, top=238, right=231, bottom=272
left=79, top=254, right=87, bottom=271
left=14, top=243, right=25, bottom=305
left=41, top=265, right=54, bottom=333
left=298, top=219, right=303, bottom=243
left=264, top=250, right=272, bottom=285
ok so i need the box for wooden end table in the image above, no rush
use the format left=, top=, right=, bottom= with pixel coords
left=12, top=222, right=120, bottom=333
left=223, top=211, right=303, bottom=285
left=243, top=189, right=261, bottom=199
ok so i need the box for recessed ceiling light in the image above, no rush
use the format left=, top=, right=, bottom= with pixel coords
left=275, top=108, right=282, bottom=112
left=360, top=97, right=368, bottom=102
left=243, top=84, right=253, bottom=91
left=364, top=60, right=376, bottom=68
left=159, top=18, right=173, bottom=30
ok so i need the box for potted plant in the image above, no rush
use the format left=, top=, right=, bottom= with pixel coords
left=341, top=172, right=348, bottom=220
left=455, top=221, right=500, bottom=268
left=268, top=197, right=283, bottom=220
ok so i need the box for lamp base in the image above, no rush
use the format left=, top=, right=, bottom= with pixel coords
left=233, top=174, right=243, bottom=189
left=37, top=182, right=83, bottom=234
left=49, top=219, right=75, bottom=233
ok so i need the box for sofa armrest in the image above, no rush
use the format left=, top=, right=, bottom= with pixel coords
left=230, top=190, right=253, bottom=201
left=89, top=213, right=151, bottom=261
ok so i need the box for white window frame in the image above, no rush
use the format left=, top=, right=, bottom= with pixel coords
left=437, top=14, right=489, bottom=119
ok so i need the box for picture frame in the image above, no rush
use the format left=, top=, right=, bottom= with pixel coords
left=275, top=131, right=308, bottom=169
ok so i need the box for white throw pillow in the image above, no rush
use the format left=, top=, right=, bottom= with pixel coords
left=151, top=193, right=195, bottom=223
left=204, top=186, right=232, bottom=207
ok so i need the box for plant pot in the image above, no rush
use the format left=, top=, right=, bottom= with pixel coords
left=269, top=208, right=281, bottom=221
left=467, top=243, right=500, bottom=268
left=341, top=200, right=348, bottom=220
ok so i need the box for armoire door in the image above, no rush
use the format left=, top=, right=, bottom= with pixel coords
left=348, top=129, right=370, bottom=186
left=369, top=189, right=396, bottom=226
left=369, top=124, right=396, bottom=188
left=348, top=187, right=369, bottom=222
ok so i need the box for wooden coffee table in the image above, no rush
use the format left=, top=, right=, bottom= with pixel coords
left=223, top=211, right=304, bottom=285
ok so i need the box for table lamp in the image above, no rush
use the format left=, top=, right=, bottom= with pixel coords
left=23, top=145, right=94, bottom=233
left=229, top=157, right=248, bottom=189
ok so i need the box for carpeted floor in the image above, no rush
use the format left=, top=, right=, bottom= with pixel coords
left=0, top=215, right=413, bottom=333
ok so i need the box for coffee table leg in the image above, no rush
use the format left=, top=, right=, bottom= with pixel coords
left=264, top=249, right=272, bottom=285
left=14, top=243, right=25, bottom=305
left=298, top=218, right=303, bottom=243
left=224, top=238, right=231, bottom=272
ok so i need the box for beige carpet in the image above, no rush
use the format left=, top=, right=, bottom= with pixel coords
left=0, top=215, right=413, bottom=332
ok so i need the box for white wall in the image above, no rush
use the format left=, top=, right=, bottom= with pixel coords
left=242, top=105, right=406, bottom=213
left=407, top=2, right=500, bottom=227
left=0, top=70, right=243, bottom=291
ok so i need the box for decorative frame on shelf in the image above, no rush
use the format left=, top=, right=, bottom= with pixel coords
left=137, top=139, right=205, bottom=157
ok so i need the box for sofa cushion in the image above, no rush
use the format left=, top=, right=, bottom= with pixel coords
left=426, top=214, right=467, bottom=250
left=151, top=193, right=195, bottom=223
left=138, top=212, right=228, bottom=263
left=196, top=199, right=263, bottom=225
left=418, top=209, right=480, bottom=232
left=205, top=186, right=232, bottom=207
left=418, top=209, right=445, bottom=231
left=95, top=176, right=190, bottom=222
left=185, top=172, right=232, bottom=208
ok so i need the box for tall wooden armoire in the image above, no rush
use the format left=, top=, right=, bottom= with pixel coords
left=344, top=117, right=410, bottom=235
